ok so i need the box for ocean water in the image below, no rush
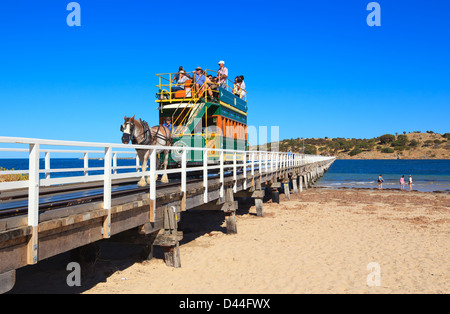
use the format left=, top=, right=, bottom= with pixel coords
left=0, top=158, right=138, bottom=179
left=1, top=158, right=450, bottom=193
left=316, top=159, right=450, bottom=193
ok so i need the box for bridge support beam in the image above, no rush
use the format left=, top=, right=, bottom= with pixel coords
left=153, top=206, right=182, bottom=268
left=224, top=188, right=237, bottom=234
left=253, top=178, right=264, bottom=217
left=270, top=180, right=281, bottom=204
left=0, top=270, right=15, bottom=294
left=292, top=176, right=298, bottom=194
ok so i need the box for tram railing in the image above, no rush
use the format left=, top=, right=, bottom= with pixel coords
left=155, top=69, right=247, bottom=104
left=0, top=136, right=334, bottom=262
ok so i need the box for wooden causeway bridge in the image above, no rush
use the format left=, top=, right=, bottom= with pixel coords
left=0, top=136, right=335, bottom=293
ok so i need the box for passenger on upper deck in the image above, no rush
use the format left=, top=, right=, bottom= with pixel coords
left=239, top=75, right=246, bottom=99
left=232, top=76, right=246, bottom=99
left=207, top=75, right=219, bottom=98
left=171, top=70, right=189, bottom=93
left=239, top=75, right=246, bottom=92
left=233, top=76, right=241, bottom=96
left=171, top=66, right=184, bottom=83
left=193, top=67, right=206, bottom=96
left=218, top=61, right=228, bottom=89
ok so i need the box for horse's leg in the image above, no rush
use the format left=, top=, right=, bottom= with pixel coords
left=160, top=150, right=169, bottom=183
left=138, top=150, right=149, bottom=187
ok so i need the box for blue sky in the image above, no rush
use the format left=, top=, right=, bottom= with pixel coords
left=0, top=0, right=449, bottom=146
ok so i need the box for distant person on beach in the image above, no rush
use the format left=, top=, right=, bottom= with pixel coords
left=378, top=175, right=384, bottom=190
left=409, top=175, right=413, bottom=191
left=400, top=175, right=405, bottom=190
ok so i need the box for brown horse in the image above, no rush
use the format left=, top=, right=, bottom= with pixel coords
left=120, top=115, right=172, bottom=186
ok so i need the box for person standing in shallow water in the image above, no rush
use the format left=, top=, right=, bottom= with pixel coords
left=378, top=175, right=384, bottom=190
left=400, top=175, right=405, bottom=191
left=408, top=175, right=413, bottom=191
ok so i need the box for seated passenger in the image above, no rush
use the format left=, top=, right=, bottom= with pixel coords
left=193, top=67, right=206, bottom=97
left=233, top=76, right=242, bottom=96
left=207, top=75, right=219, bottom=98
left=171, top=71, right=188, bottom=93
left=171, top=66, right=184, bottom=84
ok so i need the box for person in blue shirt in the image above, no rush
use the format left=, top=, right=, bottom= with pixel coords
left=193, top=67, right=206, bottom=97
left=163, top=117, right=173, bottom=133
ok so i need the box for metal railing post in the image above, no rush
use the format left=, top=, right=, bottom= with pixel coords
left=203, top=149, right=208, bottom=203
left=181, top=149, right=187, bottom=195
left=103, top=146, right=112, bottom=238
left=243, top=151, right=247, bottom=190
left=251, top=152, right=255, bottom=177
left=84, top=152, right=89, bottom=176
left=219, top=150, right=224, bottom=200
left=113, top=152, right=118, bottom=174
left=136, top=154, right=140, bottom=172
left=149, top=149, right=157, bottom=220
left=44, top=151, right=50, bottom=180
left=233, top=151, right=237, bottom=193
left=259, top=151, right=262, bottom=175
left=27, top=143, right=40, bottom=265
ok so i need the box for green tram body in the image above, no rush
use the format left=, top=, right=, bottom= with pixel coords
left=155, top=72, right=248, bottom=166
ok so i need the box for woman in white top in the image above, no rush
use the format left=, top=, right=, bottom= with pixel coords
left=239, top=76, right=246, bottom=99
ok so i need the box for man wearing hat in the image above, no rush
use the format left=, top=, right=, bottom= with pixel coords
left=193, top=66, right=206, bottom=96
left=218, top=61, right=228, bottom=89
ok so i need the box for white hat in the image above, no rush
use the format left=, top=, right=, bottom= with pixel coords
left=218, top=60, right=225, bottom=65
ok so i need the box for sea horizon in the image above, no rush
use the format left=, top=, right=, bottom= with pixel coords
left=1, top=158, right=450, bottom=193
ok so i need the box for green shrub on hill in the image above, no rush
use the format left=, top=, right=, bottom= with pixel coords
left=379, top=134, right=396, bottom=144
left=381, top=148, right=394, bottom=154
left=349, top=148, right=363, bottom=156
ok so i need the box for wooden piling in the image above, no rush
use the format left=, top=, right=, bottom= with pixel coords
left=292, top=176, right=298, bottom=194
left=224, top=188, right=237, bottom=234
left=254, top=178, right=264, bottom=217
left=154, top=206, right=182, bottom=267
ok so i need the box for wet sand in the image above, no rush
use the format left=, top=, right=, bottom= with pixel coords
left=9, top=188, right=449, bottom=294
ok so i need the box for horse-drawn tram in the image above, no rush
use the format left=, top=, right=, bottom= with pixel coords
left=155, top=69, right=248, bottom=164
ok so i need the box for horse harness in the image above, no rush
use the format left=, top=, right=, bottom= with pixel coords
left=128, top=120, right=171, bottom=146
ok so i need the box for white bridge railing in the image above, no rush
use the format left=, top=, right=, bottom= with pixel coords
left=0, top=136, right=334, bottom=250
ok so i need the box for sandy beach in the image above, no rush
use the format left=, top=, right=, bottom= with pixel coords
left=9, top=188, right=449, bottom=294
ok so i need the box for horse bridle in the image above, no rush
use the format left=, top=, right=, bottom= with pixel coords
left=120, top=121, right=136, bottom=144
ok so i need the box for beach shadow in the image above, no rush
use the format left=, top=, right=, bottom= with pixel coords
left=8, top=189, right=277, bottom=294
left=7, top=236, right=144, bottom=294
